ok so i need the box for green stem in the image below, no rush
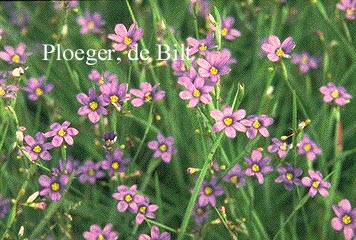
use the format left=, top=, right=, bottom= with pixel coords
left=214, top=207, right=238, bottom=239
left=1, top=164, right=36, bottom=239
left=177, top=132, right=224, bottom=240
left=131, top=103, right=154, bottom=163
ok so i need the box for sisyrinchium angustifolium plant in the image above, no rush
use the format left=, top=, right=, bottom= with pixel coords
left=0, top=0, right=356, bottom=239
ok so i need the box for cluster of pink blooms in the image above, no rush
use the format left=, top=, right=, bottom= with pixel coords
left=76, top=76, right=165, bottom=123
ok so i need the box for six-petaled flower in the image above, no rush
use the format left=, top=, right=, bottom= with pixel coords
left=331, top=199, right=356, bottom=240
left=302, top=169, right=331, bottom=198
left=108, top=23, right=144, bottom=51
left=245, top=150, right=273, bottom=184
left=261, top=35, right=296, bottom=62
left=148, top=133, right=177, bottom=163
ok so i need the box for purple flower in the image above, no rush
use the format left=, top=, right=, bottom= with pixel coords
left=302, top=169, right=331, bottom=197
left=198, top=177, right=224, bottom=207
left=38, top=173, right=69, bottom=201
left=177, top=66, right=213, bottom=86
left=130, top=82, right=165, bottom=107
left=331, top=199, right=356, bottom=240
left=223, top=164, right=246, bottom=188
left=23, top=76, right=54, bottom=101
left=112, top=185, right=140, bottom=213
left=189, top=0, right=210, bottom=17
left=211, top=17, right=241, bottom=40
left=179, top=75, right=214, bottom=107
left=274, top=164, right=303, bottom=190
left=319, top=82, right=352, bottom=106
left=0, top=42, right=32, bottom=64
left=171, top=59, right=195, bottom=77
left=135, top=196, right=159, bottom=224
left=186, top=32, right=216, bottom=56
left=245, top=150, right=273, bottom=184
left=0, top=80, right=19, bottom=99
left=88, top=69, right=118, bottom=85
left=0, top=194, right=11, bottom=219
left=77, top=12, right=105, bottom=34
left=83, top=224, right=118, bottom=240
left=267, top=138, right=290, bottom=158
left=148, top=133, right=177, bottom=163
left=138, top=225, right=171, bottom=240
left=103, top=131, right=117, bottom=150
left=292, top=52, right=318, bottom=73
left=101, top=149, right=130, bottom=176
left=54, top=0, right=78, bottom=10
left=24, top=132, right=53, bottom=161
left=336, top=0, right=356, bottom=20
left=99, top=79, right=130, bottom=110
left=210, top=106, right=249, bottom=138
left=196, top=49, right=235, bottom=82
left=44, top=121, right=79, bottom=147
left=76, top=87, right=108, bottom=123
left=108, top=23, right=144, bottom=51
left=58, top=156, right=79, bottom=175
left=261, top=36, right=296, bottom=62
left=245, top=115, right=274, bottom=139
left=10, top=9, right=31, bottom=29
left=297, top=134, right=322, bottom=161
left=192, top=204, right=209, bottom=224
left=76, top=161, right=105, bottom=184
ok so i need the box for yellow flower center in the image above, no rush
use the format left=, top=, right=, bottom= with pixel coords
left=144, top=92, right=152, bottom=102
left=199, top=43, right=207, bottom=51
left=35, top=88, right=43, bottom=96
left=88, top=168, right=95, bottom=176
left=97, top=235, right=105, bottom=240
left=253, top=120, right=261, bottom=129
left=124, top=194, right=132, bottom=203
left=57, top=128, right=66, bottom=137
left=180, top=64, right=186, bottom=72
left=204, top=186, right=213, bottom=195
left=193, top=89, right=201, bottom=98
left=110, top=95, right=119, bottom=103
left=331, top=90, right=339, bottom=98
left=223, top=117, right=233, bottom=126
left=301, top=56, right=309, bottom=64
left=342, top=214, right=352, bottom=225
left=221, top=27, right=228, bottom=36
left=196, top=207, right=204, bottom=215
left=124, top=36, right=133, bottom=45
left=276, top=48, right=285, bottom=56
left=252, top=164, right=260, bottom=172
left=280, top=143, right=287, bottom=151
left=347, top=7, right=355, bottom=15
left=0, top=88, right=5, bottom=96
left=87, top=21, right=95, bottom=29
left=230, top=175, right=238, bottom=184
left=303, top=143, right=311, bottom=152
left=98, top=77, right=105, bottom=85
left=210, top=66, right=218, bottom=75
left=312, top=180, right=320, bottom=188
left=12, top=54, right=20, bottom=63
left=139, top=206, right=147, bottom=213
left=159, top=144, right=167, bottom=152
left=33, top=145, right=42, bottom=153
left=111, top=162, right=120, bottom=170
left=89, top=101, right=98, bottom=110
left=51, top=182, right=60, bottom=191
left=286, top=172, right=294, bottom=180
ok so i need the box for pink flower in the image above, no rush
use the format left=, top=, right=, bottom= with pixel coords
left=0, top=42, right=32, bottom=64
left=108, top=23, right=144, bottom=51
left=261, top=36, right=296, bottom=62
left=210, top=106, right=249, bottom=138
